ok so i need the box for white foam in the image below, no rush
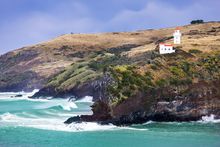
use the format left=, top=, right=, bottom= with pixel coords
left=26, top=98, right=50, bottom=102
left=75, top=96, right=93, bottom=103
left=200, top=114, right=220, bottom=123
left=0, top=93, right=149, bottom=132
left=0, top=91, right=25, bottom=95
left=0, top=89, right=39, bottom=96
left=0, top=89, right=43, bottom=101
left=0, top=112, right=151, bottom=132
left=121, top=127, right=149, bottom=131
left=0, top=112, right=19, bottom=121
left=67, top=122, right=117, bottom=132
left=0, top=112, right=117, bottom=132
left=26, top=89, right=40, bottom=97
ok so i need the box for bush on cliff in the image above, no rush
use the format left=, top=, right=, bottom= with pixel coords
left=108, top=65, right=154, bottom=105
left=188, top=49, right=202, bottom=54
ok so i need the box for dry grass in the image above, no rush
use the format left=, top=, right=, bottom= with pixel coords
left=5, top=22, right=220, bottom=81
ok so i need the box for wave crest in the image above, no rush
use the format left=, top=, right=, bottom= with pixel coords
left=59, top=101, right=78, bottom=111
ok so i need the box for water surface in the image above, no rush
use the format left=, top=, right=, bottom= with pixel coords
left=0, top=91, right=219, bottom=147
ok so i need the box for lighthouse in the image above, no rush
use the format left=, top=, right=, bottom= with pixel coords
left=173, top=28, right=181, bottom=44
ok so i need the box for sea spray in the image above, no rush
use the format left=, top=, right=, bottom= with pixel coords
left=200, top=114, right=220, bottom=123
left=75, top=96, right=93, bottom=103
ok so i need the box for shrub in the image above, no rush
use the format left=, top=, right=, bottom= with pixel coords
left=108, top=66, right=154, bottom=105
left=188, top=49, right=202, bottom=54
left=88, top=55, right=119, bottom=71
left=170, top=66, right=185, bottom=78
left=191, top=20, right=204, bottom=24
left=155, top=79, right=168, bottom=87
left=151, top=64, right=158, bottom=70
left=114, top=65, right=128, bottom=73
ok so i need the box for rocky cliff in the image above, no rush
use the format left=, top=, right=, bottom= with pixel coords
left=1, top=22, right=220, bottom=125
left=63, top=22, right=220, bottom=125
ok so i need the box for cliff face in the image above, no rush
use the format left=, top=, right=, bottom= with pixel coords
left=110, top=80, right=220, bottom=124
left=0, top=46, right=74, bottom=92
left=65, top=80, right=220, bottom=125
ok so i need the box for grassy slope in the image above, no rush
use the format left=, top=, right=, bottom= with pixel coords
left=0, top=22, right=219, bottom=92
left=41, top=22, right=220, bottom=104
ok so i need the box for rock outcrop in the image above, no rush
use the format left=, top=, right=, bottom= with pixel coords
left=65, top=80, right=220, bottom=125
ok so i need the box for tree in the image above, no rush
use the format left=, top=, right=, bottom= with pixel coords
left=191, top=20, right=204, bottom=24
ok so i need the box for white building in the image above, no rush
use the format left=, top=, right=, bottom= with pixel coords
left=173, top=28, right=181, bottom=44
left=159, top=43, right=175, bottom=54
left=158, top=27, right=181, bottom=54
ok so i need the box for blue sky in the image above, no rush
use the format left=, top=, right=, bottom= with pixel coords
left=0, top=0, right=219, bottom=54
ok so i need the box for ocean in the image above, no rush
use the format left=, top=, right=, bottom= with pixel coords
left=0, top=91, right=220, bottom=147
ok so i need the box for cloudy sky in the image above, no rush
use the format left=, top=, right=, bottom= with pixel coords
left=0, top=0, right=219, bottom=54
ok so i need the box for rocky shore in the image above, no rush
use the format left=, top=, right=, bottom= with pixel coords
left=64, top=80, right=220, bottom=126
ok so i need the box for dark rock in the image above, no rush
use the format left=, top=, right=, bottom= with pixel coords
left=65, top=80, right=220, bottom=126
left=64, top=116, right=82, bottom=124
left=15, top=94, right=23, bottom=97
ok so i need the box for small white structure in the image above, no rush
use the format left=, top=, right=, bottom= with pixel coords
left=159, top=43, right=175, bottom=54
left=173, top=28, right=181, bottom=44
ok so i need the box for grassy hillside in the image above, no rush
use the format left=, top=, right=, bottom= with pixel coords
left=35, top=22, right=220, bottom=101
left=0, top=22, right=220, bottom=92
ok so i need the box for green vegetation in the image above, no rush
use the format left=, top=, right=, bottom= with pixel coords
left=188, top=49, right=202, bottom=54
left=89, top=54, right=117, bottom=71
left=199, top=53, right=220, bottom=78
left=45, top=44, right=139, bottom=93
left=106, top=51, right=220, bottom=105
left=45, top=44, right=220, bottom=105
left=107, top=65, right=154, bottom=105
left=47, top=61, right=102, bottom=91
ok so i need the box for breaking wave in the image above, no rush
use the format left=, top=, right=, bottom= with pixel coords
left=0, top=89, right=44, bottom=101
left=0, top=91, right=120, bottom=132
left=0, top=112, right=115, bottom=132
left=75, top=96, right=93, bottom=103
left=34, top=99, right=78, bottom=111
left=200, top=114, right=220, bottom=123
left=0, top=112, right=148, bottom=132
left=0, top=91, right=149, bottom=132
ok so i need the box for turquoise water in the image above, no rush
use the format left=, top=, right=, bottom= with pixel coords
left=0, top=92, right=220, bottom=147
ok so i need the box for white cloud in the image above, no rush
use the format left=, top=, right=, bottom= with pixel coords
left=105, top=0, right=219, bottom=31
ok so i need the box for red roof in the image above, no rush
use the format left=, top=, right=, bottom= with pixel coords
left=176, top=27, right=180, bottom=30
left=160, top=43, right=173, bottom=46
left=164, top=44, right=173, bottom=47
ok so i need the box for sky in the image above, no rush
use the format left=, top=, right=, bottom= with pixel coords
left=0, top=0, right=219, bottom=54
